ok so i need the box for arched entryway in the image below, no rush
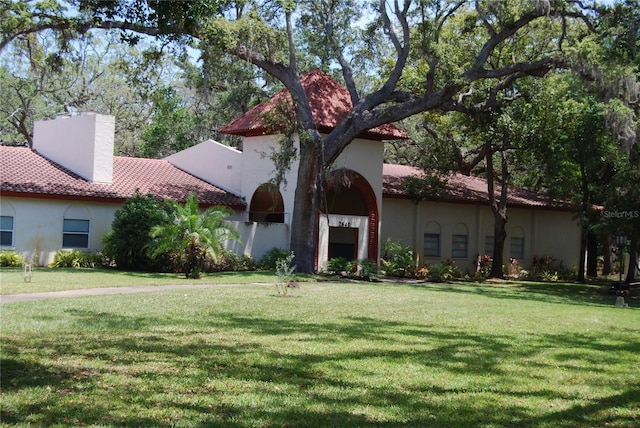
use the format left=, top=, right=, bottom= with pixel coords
left=317, top=169, right=379, bottom=270
left=249, top=183, right=285, bottom=223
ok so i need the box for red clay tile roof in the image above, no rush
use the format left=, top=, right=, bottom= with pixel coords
left=383, top=163, right=575, bottom=210
left=220, top=69, right=408, bottom=141
left=0, top=146, right=245, bottom=208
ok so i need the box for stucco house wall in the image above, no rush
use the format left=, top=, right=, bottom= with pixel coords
left=165, top=139, right=243, bottom=196
left=1, top=196, right=120, bottom=265
left=381, top=197, right=581, bottom=273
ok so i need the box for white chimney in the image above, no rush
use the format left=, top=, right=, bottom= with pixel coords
left=33, top=113, right=115, bottom=184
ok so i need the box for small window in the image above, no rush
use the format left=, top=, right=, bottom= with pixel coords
left=423, top=233, right=440, bottom=257
left=485, top=236, right=494, bottom=257
left=63, top=219, right=90, bottom=248
left=452, top=234, right=468, bottom=259
left=511, top=237, right=525, bottom=261
left=1, top=215, right=14, bottom=247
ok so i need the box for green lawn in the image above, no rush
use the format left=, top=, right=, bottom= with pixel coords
left=1, top=278, right=639, bottom=427
left=0, top=267, right=279, bottom=295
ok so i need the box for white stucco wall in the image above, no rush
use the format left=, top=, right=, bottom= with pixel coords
left=381, top=197, right=581, bottom=273
left=1, top=197, right=119, bottom=266
left=241, top=135, right=300, bottom=219
left=33, top=113, right=115, bottom=184
left=166, top=140, right=243, bottom=196
left=1, top=196, right=287, bottom=266
left=226, top=221, right=290, bottom=261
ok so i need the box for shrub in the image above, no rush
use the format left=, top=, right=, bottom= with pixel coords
left=478, top=254, right=492, bottom=278
left=354, top=259, right=379, bottom=281
left=529, top=255, right=576, bottom=282
left=381, top=239, right=417, bottom=278
left=428, top=260, right=463, bottom=282
left=325, top=257, right=353, bottom=275
left=205, top=250, right=257, bottom=272
left=259, top=248, right=291, bottom=270
left=0, top=251, right=25, bottom=267
left=51, top=250, right=105, bottom=268
left=103, top=192, right=171, bottom=272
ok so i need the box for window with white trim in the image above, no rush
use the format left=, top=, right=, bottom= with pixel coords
left=1, top=215, right=14, bottom=247
left=63, top=219, right=90, bottom=248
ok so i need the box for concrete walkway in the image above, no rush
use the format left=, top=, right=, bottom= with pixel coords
left=0, top=283, right=270, bottom=304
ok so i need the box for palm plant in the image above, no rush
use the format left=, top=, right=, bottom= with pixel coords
left=148, top=193, right=239, bottom=279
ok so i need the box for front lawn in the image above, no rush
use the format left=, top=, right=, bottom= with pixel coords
left=0, top=267, right=279, bottom=295
left=1, top=281, right=638, bottom=427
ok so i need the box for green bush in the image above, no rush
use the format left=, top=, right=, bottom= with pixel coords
left=428, top=261, right=463, bottom=282
left=0, top=251, right=25, bottom=267
left=103, top=192, right=172, bottom=272
left=259, top=248, right=291, bottom=270
left=325, top=257, right=353, bottom=275
left=205, top=250, right=257, bottom=272
left=354, top=259, right=379, bottom=281
left=381, top=239, right=417, bottom=278
left=51, top=250, right=105, bottom=268
left=529, top=255, right=576, bottom=282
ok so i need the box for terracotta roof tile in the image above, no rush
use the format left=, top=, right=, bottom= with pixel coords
left=220, top=69, right=408, bottom=141
left=0, top=146, right=245, bottom=208
left=382, top=163, right=575, bottom=210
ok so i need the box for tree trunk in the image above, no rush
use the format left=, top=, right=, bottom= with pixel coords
left=586, top=231, right=598, bottom=277
left=490, top=212, right=507, bottom=278
left=577, top=225, right=587, bottom=283
left=289, top=139, right=322, bottom=273
left=486, top=143, right=508, bottom=279
left=625, top=222, right=639, bottom=284
left=601, top=234, right=612, bottom=276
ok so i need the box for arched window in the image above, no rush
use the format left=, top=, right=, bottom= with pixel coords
left=510, top=226, right=525, bottom=261
left=452, top=222, right=469, bottom=259
left=423, top=221, right=441, bottom=258
left=485, top=224, right=495, bottom=257
left=249, top=183, right=285, bottom=223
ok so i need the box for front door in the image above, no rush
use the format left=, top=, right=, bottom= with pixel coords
left=328, top=226, right=358, bottom=261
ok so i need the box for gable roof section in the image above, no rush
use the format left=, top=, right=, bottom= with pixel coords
left=0, top=146, right=245, bottom=208
left=220, top=69, right=408, bottom=141
left=383, top=163, right=575, bottom=210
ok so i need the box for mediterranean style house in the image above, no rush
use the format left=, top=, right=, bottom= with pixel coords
left=0, top=70, right=581, bottom=273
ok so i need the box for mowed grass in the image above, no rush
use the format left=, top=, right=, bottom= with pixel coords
left=1, top=280, right=639, bottom=427
left=0, top=267, right=279, bottom=295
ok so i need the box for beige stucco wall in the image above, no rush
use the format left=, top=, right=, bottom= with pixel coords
left=380, top=197, right=581, bottom=273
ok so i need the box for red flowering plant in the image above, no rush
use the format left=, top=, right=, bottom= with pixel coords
left=478, top=254, right=493, bottom=278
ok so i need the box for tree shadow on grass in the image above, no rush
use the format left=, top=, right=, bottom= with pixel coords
left=412, top=281, right=626, bottom=308
left=2, top=308, right=639, bottom=427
